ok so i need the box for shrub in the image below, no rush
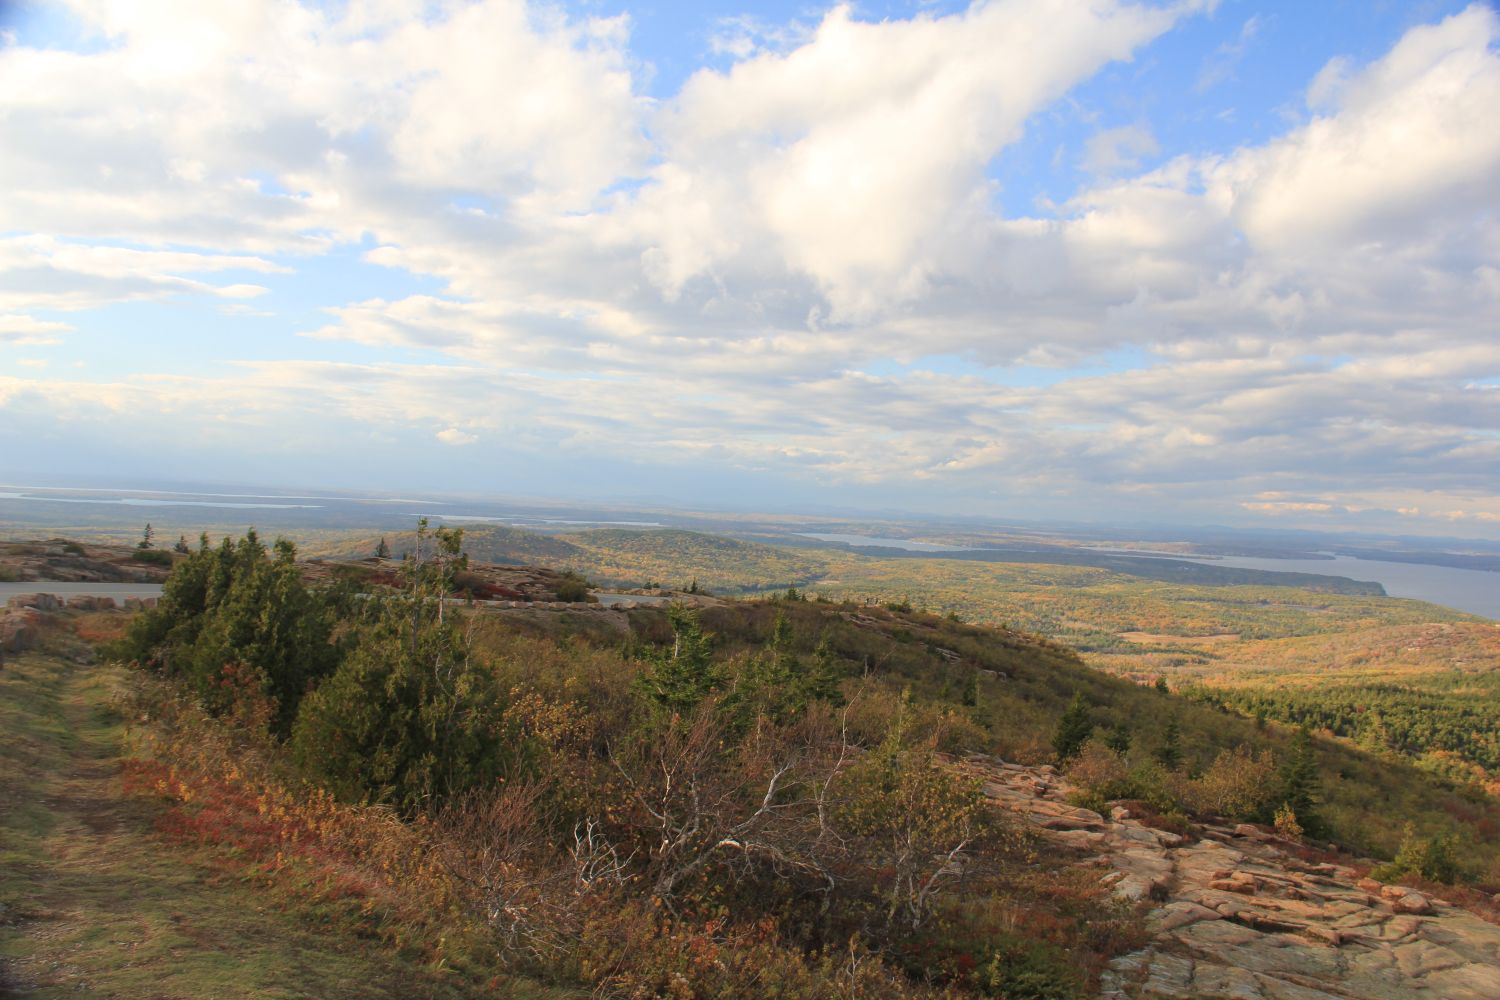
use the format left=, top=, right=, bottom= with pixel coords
left=1188, top=745, right=1277, bottom=821
left=1274, top=804, right=1303, bottom=841
left=117, top=531, right=340, bottom=733
left=835, top=698, right=993, bottom=931
left=972, top=938, right=1080, bottom=1000
left=130, top=548, right=173, bottom=567
left=1066, top=741, right=1129, bottom=799
left=554, top=572, right=591, bottom=603
left=291, top=605, right=514, bottom=815
left=1371, top=824, right=1464, bottom=884
left=579, top=903, right=938, bottom=999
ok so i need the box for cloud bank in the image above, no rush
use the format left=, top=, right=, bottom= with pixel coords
left=1, top=0, right=1497, bottom=533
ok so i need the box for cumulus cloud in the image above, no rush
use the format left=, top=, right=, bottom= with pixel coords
left=630, top=0, right=1184, bottom=318
left=2, top=1, right=1498, bottom=534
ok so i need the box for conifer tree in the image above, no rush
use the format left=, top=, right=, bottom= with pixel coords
left=1105, top=723, right=1132, bottom=756
left=737, top=612, right=843, bottom=722
left=1279, top=725, right=1324, bottom=838
left=635, top=605, right=721, bottom=714
left=1154, top=716, right=1183, bottom=771
left=117, top=530, right=340, bottom=734
left=1053, top=693, right=1093, bottom=762
left=292, top=520, right=509, bottom=814
left=805, top=634, right=845, bottom=707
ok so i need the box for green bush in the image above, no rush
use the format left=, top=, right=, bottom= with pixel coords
left=1371, top=824, right=1464, bottom=884
left=972, top=937, right=1080, bottom=1000
left=116, top=531, right=341, bottom=733
left=129, top=548, right=173, bottom=567
left=291, top=609, right=514, bottom=814
left=554, top=572, right=591, bottom=602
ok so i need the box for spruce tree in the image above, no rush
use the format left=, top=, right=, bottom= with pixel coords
left=1053, top=693, right=1093, bottom=762
left=1154, top=716, right=1183, bottom=771
left=1105, top=723, right=1132, bottom=756
left=804, top=634, right=845, bottom=707
left=1279, top=725, right=1324, bottom=838
left=635, top=606, right=721, bottom=714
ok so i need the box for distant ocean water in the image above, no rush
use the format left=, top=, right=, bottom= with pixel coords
left=799, top=534, right=1499, bottom=620
left=1168, top=552, right=1499, bottom=620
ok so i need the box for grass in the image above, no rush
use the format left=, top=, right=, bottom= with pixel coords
left=0, top=636, right=565, bottom=998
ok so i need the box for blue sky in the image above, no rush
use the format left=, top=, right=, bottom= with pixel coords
left=1, top=0, right=1498, bottom=537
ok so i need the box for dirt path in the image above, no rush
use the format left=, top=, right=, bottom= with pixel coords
left=0, top=650, right=480, bottom=999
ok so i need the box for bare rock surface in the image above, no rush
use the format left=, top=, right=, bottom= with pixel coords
left=958, top=754, right=1500, bottom=999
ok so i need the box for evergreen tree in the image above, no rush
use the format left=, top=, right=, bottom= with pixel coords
left=375, top=536, right=391, bottom=559
left=291, top=581, right=508, bottom=815
left=1105, top=723, right=1132, bottom=756
left=1279, top=725, right=1325, bottom=838
left=736, top=612, right=844, bottom=722
left=116, top=530, right=340, bottom=734
left=804, top=634, right=845, bottom=707
left=635, top=606, right=721, bottom=714
left=960, top=668, right=979, bottom=708
left=173, top=535, right=190, bottom=554
left=138, top=523, right=154, bottom=550
left=292, top=519, right=509, bottom=815
left=1052, top=693, right=1093, bottom=762
left=1154, top=716, right=1183, bottom=771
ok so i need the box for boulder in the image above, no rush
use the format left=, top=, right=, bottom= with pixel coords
left=1391, top=892, right=1434, bottom=916
left=66, top=595, right=116, bottom=611
left=7, top=592, right=60, bottom=612
left=1, top=605, right=47, bottom=653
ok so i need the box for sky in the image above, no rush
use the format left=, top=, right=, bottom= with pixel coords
left=1, top=0, right=1498, bottom=537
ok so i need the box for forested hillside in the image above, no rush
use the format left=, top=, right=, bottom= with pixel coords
left=21, top=528, right=1486, bottom=997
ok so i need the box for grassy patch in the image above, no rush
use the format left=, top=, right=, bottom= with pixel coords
left=0, top=645, right=567, bottom=998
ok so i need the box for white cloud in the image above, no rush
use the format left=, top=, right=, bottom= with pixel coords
left=1226, top=5, right=1500, bottom=255
left=628, top=1, right=1184, bottom=318
left=0, top=314, right=70, bottom=346
left=436, top=427, right=479, bottom=446
left=1, top=1, right=1498, bottom=534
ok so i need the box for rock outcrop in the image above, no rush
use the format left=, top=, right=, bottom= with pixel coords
left=1, top=607, right=43, bottom=655
left=962, top=755, right=1500, bottom=999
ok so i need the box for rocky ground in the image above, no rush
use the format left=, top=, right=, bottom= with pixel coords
left=966, top=756, right=1500, bottom=999
left=0, top=539, right=175, bottom=584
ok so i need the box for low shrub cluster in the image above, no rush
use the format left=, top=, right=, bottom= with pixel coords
left=1065, top=738, right=1290, bottom=832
